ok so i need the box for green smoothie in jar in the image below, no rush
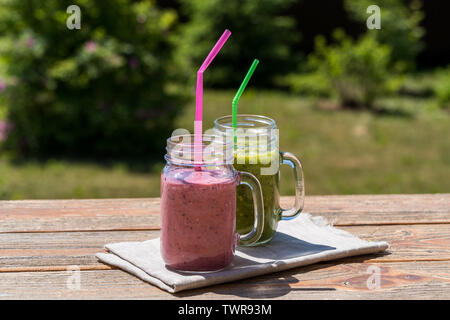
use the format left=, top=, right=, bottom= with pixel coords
left=234, top=148, right=280, bottom=243
left=214, top=115, right=305, bottom=246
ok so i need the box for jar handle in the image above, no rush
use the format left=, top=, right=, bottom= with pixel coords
left=280, top=151, right=305, bottom=220
left=237, top=171, right=265, bottom=246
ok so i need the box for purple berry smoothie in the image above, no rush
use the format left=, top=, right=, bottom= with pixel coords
left=160, top=167, right=239, bottom=272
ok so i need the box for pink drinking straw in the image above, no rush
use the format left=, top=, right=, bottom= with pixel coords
left=194, top=29, right=231, bottom=169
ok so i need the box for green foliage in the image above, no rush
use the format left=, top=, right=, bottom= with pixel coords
left=344, top=0, right=425, bottom=70
left=280, top=72, right=329, bottom=97
left=291, top=30, right=397, bottom=108
left=3, top=90, right=449, bottom=199
left=176, top=0, right=298, bottom=88
left=434, top=67, right=450, bottom=110
left=0, top=0, right=187, bottom=158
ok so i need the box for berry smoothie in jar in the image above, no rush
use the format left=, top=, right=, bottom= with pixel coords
left=160, top=134, right=265, bottom=272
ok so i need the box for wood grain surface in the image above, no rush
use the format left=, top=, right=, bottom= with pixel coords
left=0, top=194, right=449, bottom=299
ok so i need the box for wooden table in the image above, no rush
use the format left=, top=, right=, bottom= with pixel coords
left=1, top=194, right=449, bottom=299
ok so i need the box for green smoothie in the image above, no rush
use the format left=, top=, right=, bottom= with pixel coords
left=214, top=114, right=305, bottom=246
left=234, top=149, right=280, bottom=245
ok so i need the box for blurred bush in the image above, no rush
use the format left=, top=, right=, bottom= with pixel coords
left=280, top=71, right=329, bottom=97
left=434, top=67, right=450, bottom=110
left=176, top=0, right=298, bottom=88
left=287, top=30, right=399, bottom=109
left=0, top=0, right=187, bottom=158
left=284, top=0, right=424, bottom=109
left=344, top=0, right=425, bottom=71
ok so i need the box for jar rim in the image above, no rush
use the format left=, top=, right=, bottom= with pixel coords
left=165, top=134, right=234, bottom=166
left=214, top=114, right=277, bottom=131
left=213, top=115, right=278, bottom=152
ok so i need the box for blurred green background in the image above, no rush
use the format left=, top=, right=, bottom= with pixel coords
left=0, top=0, right=449, bottom=199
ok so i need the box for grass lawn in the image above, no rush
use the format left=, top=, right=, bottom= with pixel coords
left=1, top=90, right=449, bottom=199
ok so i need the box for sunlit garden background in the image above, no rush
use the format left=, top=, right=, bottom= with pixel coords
left=0, top=0, right=449, bottom=199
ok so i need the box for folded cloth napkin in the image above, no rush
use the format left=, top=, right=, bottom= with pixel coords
left=96, top=213, right=388, bottom=293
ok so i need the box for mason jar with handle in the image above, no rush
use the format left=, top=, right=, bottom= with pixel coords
left=213, top=115, right=305, bottom=245
left=160, top=134, right=265, bottom=272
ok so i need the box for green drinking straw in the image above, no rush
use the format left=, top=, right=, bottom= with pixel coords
left=232, top=59, right=259, bottom=146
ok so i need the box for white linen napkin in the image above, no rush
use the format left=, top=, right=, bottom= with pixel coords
left=96, top=213, right=388, bottom=293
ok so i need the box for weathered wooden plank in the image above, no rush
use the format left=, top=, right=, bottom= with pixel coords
left=1, top=194, right=449, bottom=233
left=0, top=230, right=159, bottom=269
left=1, top=224, right=449, bottom=271
left=1, top=261, right=448, bottom=299
left=343, top=224, right=450, bottom=262
left=0, top=198, right=161, bottom=233
left=295, top=194, right=450, bottom=226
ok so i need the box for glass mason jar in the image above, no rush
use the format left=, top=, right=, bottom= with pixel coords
left=213, top=115, right=305, bottom=245
left=160, top=134, right=265, bottom=272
